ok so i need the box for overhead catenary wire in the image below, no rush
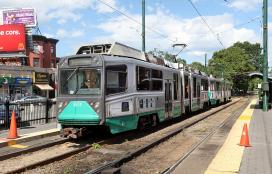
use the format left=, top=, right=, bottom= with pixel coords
left=187, top=0, right=225, bottom=48
left=96, top=0, right=177, bottom=44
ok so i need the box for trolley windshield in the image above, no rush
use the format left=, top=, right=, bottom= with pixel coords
left=60, top=68, right=101, bottom=95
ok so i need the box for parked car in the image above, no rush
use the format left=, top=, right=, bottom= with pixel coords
left=12, top=95, right=47, bottom=104
left=0, top=104, right=21, bottom=125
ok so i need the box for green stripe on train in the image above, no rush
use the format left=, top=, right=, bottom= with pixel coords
left=58, top=101, right=100, bottom=122
left=209, top=99, right=218, bottom=105
left=106, top=109, right=165, bottom=134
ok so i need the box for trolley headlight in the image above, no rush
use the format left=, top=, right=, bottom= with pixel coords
left=89, top=101, right=100, bottom=109
left=58, top=102, right=68, bottom=113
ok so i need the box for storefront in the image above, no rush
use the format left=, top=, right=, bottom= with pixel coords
left=0, top=76, right=14, bottom=101
left=33, top=72, right=53, bottom=98
left=13, top=77, right=32, bottom=100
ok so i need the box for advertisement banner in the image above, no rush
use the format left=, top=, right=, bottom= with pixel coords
left=2, top=9, right=36, bottom=27
left=0, top=24, right=26, bottom=52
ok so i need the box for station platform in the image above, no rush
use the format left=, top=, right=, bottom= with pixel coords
left=172, top=98, right=272, bottom=174
left=0, top=122, right=60, bottom=148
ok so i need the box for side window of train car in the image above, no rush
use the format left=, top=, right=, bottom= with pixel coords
left=216, top=82, right=220, bottom=91
left=106, top=65, right=127, bottom=95
left=151, top=69, right=163, bottom=91
left=193, top=77, right=197, bottom=98
left=185, top=75, right=189, bottom=99
left=173, top=73, right=179, bottom=100
left=137, top=66, right=150, bottom=90
left=201, top=79, right=208, bottom=91
left=137, top=66, right=163, bottom=91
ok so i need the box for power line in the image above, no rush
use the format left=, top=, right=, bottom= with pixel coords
left=96, top=0, right=176, bottom=43
left=187, top=0, right=225, bottom=48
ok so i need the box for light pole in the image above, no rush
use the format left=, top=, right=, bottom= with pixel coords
left=142, top=0, right=145, bottom=52
left=262, top=0, right=268, bottom=111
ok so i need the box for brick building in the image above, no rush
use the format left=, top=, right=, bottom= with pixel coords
left=27, top=35, right=58, bottom=68
left=0, top=33, right=58, bottom=100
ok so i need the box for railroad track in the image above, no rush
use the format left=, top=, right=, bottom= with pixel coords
left=87, top=98, right=242, bottom=174
left=162, top=98, right=250, bottom=173
left=2, top=98, right=242, bottom=174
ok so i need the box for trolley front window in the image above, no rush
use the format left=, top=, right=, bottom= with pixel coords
left=60, top=68, right=101, bottom=95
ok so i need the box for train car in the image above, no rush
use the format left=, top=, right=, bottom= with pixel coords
left=200, top=72, right=209, bottom=109
left=57, top=42, right=231, bottom=138
left=223, top=80, right=232, bottom=102
left=208, top=76, right=231, bottom=106
left=58, top=43, right=185, bottom=138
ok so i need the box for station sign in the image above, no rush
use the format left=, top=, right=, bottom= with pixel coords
left=0, top=24, right=26, bottom=52
left=2, top=8, right=37, bottom=27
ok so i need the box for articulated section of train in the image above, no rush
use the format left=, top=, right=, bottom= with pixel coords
left=57, top=42, right=231, bottom=138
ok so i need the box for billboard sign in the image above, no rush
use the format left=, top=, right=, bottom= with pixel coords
left=2, top=9, right=36, bottom=27
left=0, top=24, right=26, bottom=52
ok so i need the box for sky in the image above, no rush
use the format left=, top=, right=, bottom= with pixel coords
left=0, top=0, right=270, bottom=66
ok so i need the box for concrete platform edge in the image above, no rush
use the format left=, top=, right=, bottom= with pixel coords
left=0, top=129, right=60, bottom=148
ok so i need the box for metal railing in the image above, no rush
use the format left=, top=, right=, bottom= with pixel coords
left=0, top=99, right=56, bottom=129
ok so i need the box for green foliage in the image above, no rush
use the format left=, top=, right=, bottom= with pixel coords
left=91, top=143, right=101, bottom=150
left=177, top=58, right=187, bottom=65
left=148, top=49, right=176, bottom=62
left=248, top=77, right=262, bottom=91
left=208, top=41, right=262, bottom=93
left=189, top=62, right=207, bottom=73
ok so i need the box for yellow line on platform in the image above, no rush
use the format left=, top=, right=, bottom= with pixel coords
left=204, top=99, right=257, bottom=174
left=9, top=144, right=28, bottom=149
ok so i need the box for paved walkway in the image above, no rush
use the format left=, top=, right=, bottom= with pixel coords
left=0, top=122, right=58, bottom=139
left=239, top=105, right=272, bottom=174
left=0, top=121, right=60, bottom=149
left=200, top=98, right=272, bottom=174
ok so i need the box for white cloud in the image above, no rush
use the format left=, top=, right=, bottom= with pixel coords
left=0, top=0, right=118, bottom=24
left=56, top=29, right=84, bottom=38
left=94, top=0, right=116, bottom=13
left=95, top=8, right=259, bottom=61
left=227, top=0, right=261, bottom=11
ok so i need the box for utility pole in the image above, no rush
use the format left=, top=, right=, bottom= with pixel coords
left=205, top=53, right=207, bottom=67
left=258, top=47, right=262, bottom=72
left=142, top=0, right=145, bottom=52
left=262, top=0, right=269, bottom=111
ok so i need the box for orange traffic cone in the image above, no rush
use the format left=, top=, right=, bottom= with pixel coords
left=7, top=111, right=18, bottom=139
left=238, top=123, right=251, bottom=147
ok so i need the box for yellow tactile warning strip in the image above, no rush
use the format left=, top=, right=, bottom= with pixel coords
left=9, top=144, right=28, bottom=148
left=7, top=140, right=16, bottom=146
left=204, top=99, right=257, bottom=174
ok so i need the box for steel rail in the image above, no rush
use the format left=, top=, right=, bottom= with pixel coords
left=5, top=98, right=240, bottom=174
left=162, top=98, right=249, bottom=173
left=87, top=98, right=241, bottom=174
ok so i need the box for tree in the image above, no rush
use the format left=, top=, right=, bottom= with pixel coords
left=148, top=49, right=176, bottom=62
left=208, top=41, right=260, bottom=93
left=176, top=58, right=187, bottom=65
left=233, top=42, right=262, bottom=72
left=189, top=62, right=207, bottom=73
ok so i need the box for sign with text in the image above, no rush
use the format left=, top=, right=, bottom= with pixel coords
left=33, top=72, right=49, bottom=84
left=2, top=9, right=36, bottom=27
left=0, top=24, right=26, bottom=52
left=15, top=77, right=32, bottom=86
